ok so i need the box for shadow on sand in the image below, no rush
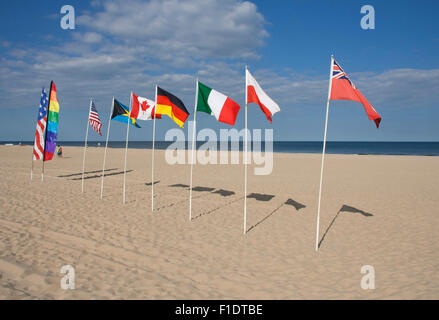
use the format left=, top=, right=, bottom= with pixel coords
left=246, top=197, right=306, bottom=233
left=192, top=196, right=244, bottom=220
left=71, top=170, right=133, bottom=180
left=318, top=204, right=373, bottom=249
left=58, top=168, right=118, bottom=178
left=247, top=193, right=275, bottom=202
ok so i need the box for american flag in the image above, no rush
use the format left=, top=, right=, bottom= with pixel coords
left=33, top=88, right=48, bottom=160
left=89, top=101, right=102, bottom=136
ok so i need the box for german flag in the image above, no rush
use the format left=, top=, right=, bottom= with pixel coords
left=156, top=87, right=189, bottom=128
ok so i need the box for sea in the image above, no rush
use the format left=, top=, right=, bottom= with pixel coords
left=3, top=141, right=438, bottom=156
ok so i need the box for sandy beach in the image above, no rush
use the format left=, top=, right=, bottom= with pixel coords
left=0, top=145, right=438, bottom=299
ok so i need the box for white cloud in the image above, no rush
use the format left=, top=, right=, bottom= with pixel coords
left=353, top=68, right=439, bottom=107
left=79, top=32, right=103, bottom=44
left=77, top=0, right=268, bottom=60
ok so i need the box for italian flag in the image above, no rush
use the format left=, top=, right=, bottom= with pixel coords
left=196, top=81, right=241, bottom=126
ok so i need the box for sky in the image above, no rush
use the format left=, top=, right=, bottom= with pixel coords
left=0, top=0, right=438, bottom=142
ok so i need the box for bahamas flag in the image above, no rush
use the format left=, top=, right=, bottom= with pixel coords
left=43, top=81, right=60, bottom=161
left=111, top=99, right=140, bottom=128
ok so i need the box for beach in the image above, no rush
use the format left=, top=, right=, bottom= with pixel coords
left=0, top=145, right=438, bottom=299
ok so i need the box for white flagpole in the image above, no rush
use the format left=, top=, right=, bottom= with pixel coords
left=123, top=92, right=133, bottom=204
left=100, top=97, right=114, bottom=199
left=151, top=85, right=158, bottom=211
left=189, top=78, right=198, bottom=221
left=31, top=153, right=34, bottom=180
left=244, top=66, right=248, bottom=234
left=42, top=155, right=45, bottom=182
left=315, top=55, right=335, bottom=251
left=81, top=98, right=92, bottom=193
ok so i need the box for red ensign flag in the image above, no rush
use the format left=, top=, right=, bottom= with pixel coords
left=330, top=58, right=382, bottom=128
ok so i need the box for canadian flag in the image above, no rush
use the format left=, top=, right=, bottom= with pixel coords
left=131, top=93, right=161, bottom=120
left=246, top=68, right=280, bottom=123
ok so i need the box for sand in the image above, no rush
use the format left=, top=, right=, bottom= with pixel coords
left=0, top=145, right=438, bottom=299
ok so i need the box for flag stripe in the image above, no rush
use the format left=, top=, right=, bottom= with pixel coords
left=156, top=87, right=189, bottom=128
left=207, top=89, right=228, bottom=119
left=217, top=97, right=241, bottom=126
left=246, top=69, right=280, bottom=123
left=196, top=82, right=213, bottom=115
left=33, top=88, right=48, bottom=160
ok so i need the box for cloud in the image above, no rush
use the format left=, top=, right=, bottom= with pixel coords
left=77, top=0, right=268, bottom=60
left=74, top=32, right=103, bottom=44
left=1, top=0, right=438, bottom=117
left=353, top=68, right=439, bottom=107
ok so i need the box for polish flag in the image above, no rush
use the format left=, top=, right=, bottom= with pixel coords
left=131, top=93, right=161, bottom=120
left=246, top=68, right=280, bottom=123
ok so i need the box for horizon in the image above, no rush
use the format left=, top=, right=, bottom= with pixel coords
left=3, top=140, right=439, bottom=143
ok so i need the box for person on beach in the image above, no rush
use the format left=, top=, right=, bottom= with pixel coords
left=57, top=145, right=63, bottom=157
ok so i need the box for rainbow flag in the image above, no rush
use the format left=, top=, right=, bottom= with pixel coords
left=43, top=81, right=60, bottom=161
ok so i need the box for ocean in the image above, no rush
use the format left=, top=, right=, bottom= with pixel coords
left=3, top=141, right=438, bottom=156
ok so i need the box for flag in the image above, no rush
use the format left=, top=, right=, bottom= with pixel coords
left=246, top=68, right=280, bottom=123
left=330, top=58, right=382, bottom=128
left=88, top=101, right=103, bottom=136
left=197, top=81, right=241, bottom=126
left=43, top=81, right=60, bottom=161
left=156, top=87, right=189, bottom=128
left=111, top=99, right=140, bottom=128
left=131, top=92, right=161, bottom=120
left=33, top=88, right=48, bottom=160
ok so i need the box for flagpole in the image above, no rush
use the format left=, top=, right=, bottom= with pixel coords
left=42, top=81, right=53, bottom=183
left=244, top=66, right=248, bottom=234
left=123, top=92, right=133, bottom=204
left=101, top=97, right=114, bottom=199
left=31, top=155, right=34, bottom=180
left=151, top=85, right=157, bottom=211
left=81, top=98, right=92, bottom=193
left=31, top=97, right=37, bottom=180
left=42, top=154, right=45, bottom=182
left=189, top=78, right=198, bottom=221
left=315, top=55, right=335, bottom=251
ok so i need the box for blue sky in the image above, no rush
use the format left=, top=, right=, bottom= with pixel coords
left=0, top=0, right=438, bottom=141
